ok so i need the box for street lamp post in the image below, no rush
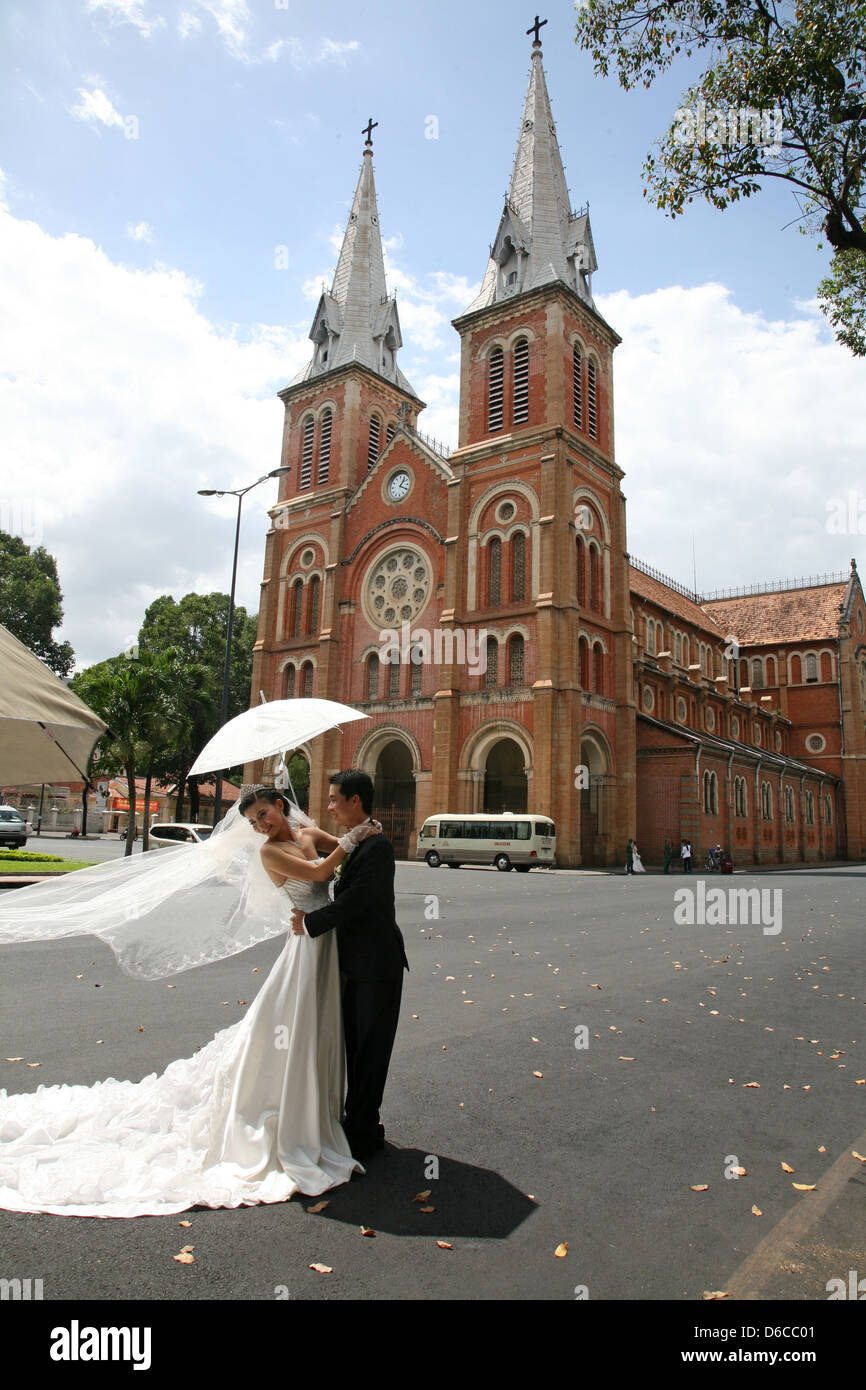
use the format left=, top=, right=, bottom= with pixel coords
left=197, top=467, right=290, bottom=823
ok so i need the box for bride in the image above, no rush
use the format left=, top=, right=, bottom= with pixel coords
left=0, top=787, right=377, bottom=1218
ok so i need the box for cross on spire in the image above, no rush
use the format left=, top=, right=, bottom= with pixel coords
left=362, top=117, right=378, bottom=148
left=526, top=14, right=547, bottom=46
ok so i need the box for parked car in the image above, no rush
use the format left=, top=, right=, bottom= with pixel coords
left=147, top=822, right=214, bottom=850
left=0, top=805, right=28, bottom=849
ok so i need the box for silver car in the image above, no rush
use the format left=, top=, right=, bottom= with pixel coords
left=147, top=822, right=214, bottom=850
left=0, top=806, right=27, bottom=849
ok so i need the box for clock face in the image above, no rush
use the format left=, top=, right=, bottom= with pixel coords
left=388, top=471, right=411, bottom=501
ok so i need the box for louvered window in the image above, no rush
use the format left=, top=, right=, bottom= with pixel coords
left=302, top=662, right=313, bottom=698
left=512, top=338, right=529, bottom=424
left=489, top=537, right=501, bottom=606
left=573, top=344, right=583, bottom=429
left=317, top=410, right=331, bottom=484
left=300, top=417, right=314, bottom=489
left=386, top=423, right=396, bottom=445
left=389, top=655, right=400, bottom=697
left=485, top=637, right=498, bottom=688
left=508, top=634, right=524, bottom=687
left=367, top=416, right=381, bottom=471
left=587, top=360, right=597, bottom=439
left=284, top=664, right=295, bottom=699
left=488, top=348, right=504, bottom=432
left=512, top=532, right=525, bottom=602
left=367, top=653, right=379, bottom=701
left=307, top=576, right=320, bottom=635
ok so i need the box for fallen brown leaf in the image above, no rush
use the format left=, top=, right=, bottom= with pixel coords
left=781, top=1162, right=795, bottom=1173
left=413, top=1190, right=432, bottom=1203
left=751, top=1205, right=762, bottom=1216
left=703, top=1290, right=729, bottom=1300
left=554, top=1243, right=568, bottom=1258
left=436, top=1241, right=452, bottom=1250
left=306, top=1200, right=329, bottom=1214
left=360, top=1226, right=376, bottom=1237
left=792, top=1183, right=817, bottom=1191
left=309, top=1262, right=333, bottom=1273
left=690, top=1184, right=709, bottom=1192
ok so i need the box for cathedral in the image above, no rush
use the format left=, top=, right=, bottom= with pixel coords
left=245, top=28, right=866, bottom=869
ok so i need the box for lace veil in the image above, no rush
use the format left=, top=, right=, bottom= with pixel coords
left=0, top=802, right=315, bottom=980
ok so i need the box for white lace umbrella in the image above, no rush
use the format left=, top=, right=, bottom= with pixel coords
left=187, top=698, right=369, bottom=778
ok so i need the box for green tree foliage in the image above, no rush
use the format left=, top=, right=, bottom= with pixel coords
left=0, top=530, right=75, bottom=674
left=574, top=0, right=866, bottom=353
left=138, top=593, right=257, bottom=818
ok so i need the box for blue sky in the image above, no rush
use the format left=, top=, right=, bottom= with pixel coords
left=1, top=0, right=863, bottom=667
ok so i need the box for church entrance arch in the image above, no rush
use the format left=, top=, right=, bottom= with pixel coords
left=354, top=727, right=420, bottom=858
left=580, top=732, right=612, bottom=865
left=484, top=738, right=528, bottom=813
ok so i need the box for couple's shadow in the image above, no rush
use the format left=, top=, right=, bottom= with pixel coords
left=291, top=1146, right=537, bottom=1239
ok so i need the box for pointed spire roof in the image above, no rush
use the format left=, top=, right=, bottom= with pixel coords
left=463, top=35, right=597, bottom=316
left=288, top=134, right=416, bottom=395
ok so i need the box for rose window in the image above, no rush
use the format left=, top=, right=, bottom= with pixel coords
left=363, top=547, right=432, bottom=628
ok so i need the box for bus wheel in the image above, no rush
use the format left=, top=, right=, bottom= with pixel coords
left=494, top=854, right=512, bottom=872
left=515, top=865, right=531, bottom=872
left=425, top=851, right=442, bottom=868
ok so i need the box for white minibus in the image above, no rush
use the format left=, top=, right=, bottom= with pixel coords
left=416, top=812, right=556, bottom=871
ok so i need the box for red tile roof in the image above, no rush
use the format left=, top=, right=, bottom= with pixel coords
left=629, top=567, right=724, bottom=636
left=702, top=584, right=846, bottom=645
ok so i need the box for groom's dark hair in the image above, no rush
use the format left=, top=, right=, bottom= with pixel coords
left=329, top=769, right=374, bottom=814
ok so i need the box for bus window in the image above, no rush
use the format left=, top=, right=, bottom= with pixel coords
left=514, top=821, right=531, bottom=840
left=534, top=821, right=555, bottom=837
left=442, top=821, right=463, bottom=838
left=419, top=822, right=438, bottom=839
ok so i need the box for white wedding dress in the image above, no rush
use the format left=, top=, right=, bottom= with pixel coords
left=0, top=870, right=360, bottom=1218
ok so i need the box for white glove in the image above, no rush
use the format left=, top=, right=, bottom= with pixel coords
left=337, top=819, right=382, bottom=852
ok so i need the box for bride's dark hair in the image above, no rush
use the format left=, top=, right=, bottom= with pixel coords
left=239, top=786, right=292, bottom=817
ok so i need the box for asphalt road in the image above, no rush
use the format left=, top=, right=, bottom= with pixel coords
left=1, top=861, right=864, bottom=1309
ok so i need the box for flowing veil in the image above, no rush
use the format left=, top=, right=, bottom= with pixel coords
left=0, top=802, right=315, bottom=980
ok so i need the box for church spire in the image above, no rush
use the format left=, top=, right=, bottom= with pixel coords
left=463, top=22, right=597, bottom=314
left=289, top=122, right=415, bottom=394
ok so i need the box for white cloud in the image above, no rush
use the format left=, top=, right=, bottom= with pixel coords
left=0, top=205, right=310, bottom=668
left=316, top=38, right=360, bottom=66
left=86, top=0, right=165, bottom=38
left=177, top=11, right=203, bottom=38
left=126, top=220, right=154, bottom=242
left=597, top=282, right=866, bottom=590
left=68, top=87, right=125, bottom=131
left=192, top=2, right=360, bottom=67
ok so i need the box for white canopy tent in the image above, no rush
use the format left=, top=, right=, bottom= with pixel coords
left=0, top=623, right=108, bottom=785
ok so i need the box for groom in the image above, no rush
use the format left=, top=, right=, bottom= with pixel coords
left=291, top=770, right=408, bottom=1162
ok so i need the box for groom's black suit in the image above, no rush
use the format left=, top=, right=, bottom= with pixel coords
left=303, top=833, right=408, bottom=1157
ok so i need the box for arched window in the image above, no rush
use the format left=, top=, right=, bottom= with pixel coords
left=682, top=635, right=690, bottom=668
left=488, top=347, right=504, bottom=432
left=291, top=578, right=303, bottom=638
left=367, top=652, right=379, bottom=701
left=766, top=655, right=777, bottom=686
left=790, top=653, right=802, bottom=683
left=508, top=634, right=524, bottom=687
left=806, top=790, right=815, bottom=825
left=284, top=664, right=296, bottom=700
left=751, top=658, right=764, bottom=688
left=703, top=770, right=718, bottom=814
left=825, top=794, right=833, bottom=826
left=367, top=415, right=381, bottom=471
left=646, top=619, right=656, bottom=655
left=805, top=653, right=818, bottom=682
left=675, top=633, right=683, bottom=665
left=485, top=636, right=499, bottom=688
left=579, top=637, right=590, bottom=690
left=512, top=337, right=529, bottom=424
left=573, top=343, right=583, bottom=430
left=299, top=417, right=314, bottom=489
left=511, top=531, right=526, bottom=602
left=592, top=644, right=604, bottom=695
left=734, top=776, right=748, bottom=818
left=306, top=575, right=320, bottom=635
left=784, top=786, right=795, bottom=822
left=761, top=781, right=773, bottom=820
left=488, top=537, right=502, bottom=607
left=317, top=409, right=332, bottom=484
left=388, top=654, right=400, bottom=698
left=820, top=650, right=833, bottom=681
left=410, top=645, right=423, bottom=695
left=589, top=544, right=601, bottom=613
left=587, top=359, right=597, bottom=440
left=301, top=661, right=313, bottom=698
left=576, top=535, right=587, bottom=605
